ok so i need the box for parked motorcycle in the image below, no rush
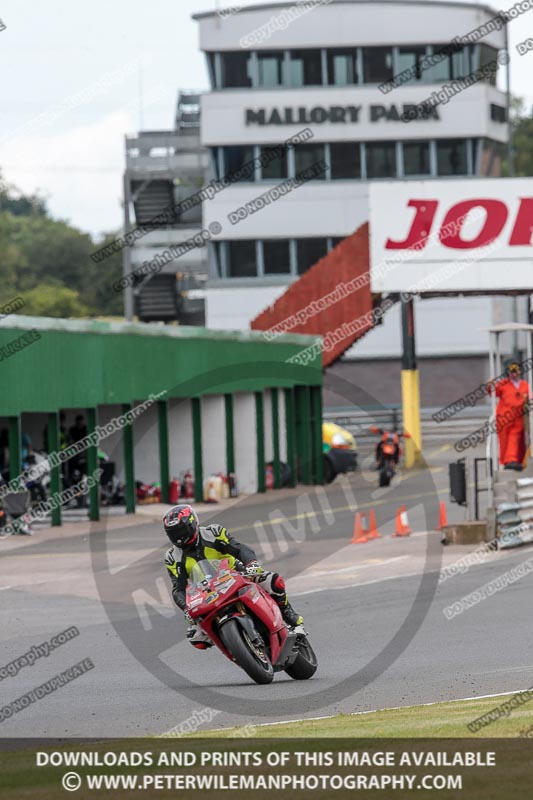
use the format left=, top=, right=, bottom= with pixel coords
left=186, top=558, right=318, bottom=685
left=66, top=449, right=121, bottom=507
left=370, top=426, right=411, bottom=487
left=0, top=476, right=33, bottom=536
left=23, top=451, right=50, bottom=507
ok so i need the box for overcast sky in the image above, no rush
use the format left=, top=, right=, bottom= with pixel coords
left=1, top=0, right=532, bottom=238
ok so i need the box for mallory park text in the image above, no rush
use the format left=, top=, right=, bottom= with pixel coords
left=245, top=103, right=439, bottom=126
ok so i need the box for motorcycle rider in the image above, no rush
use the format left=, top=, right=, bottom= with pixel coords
left=374, top=428, right=401, bottom=468
left=163, top=503, right=303, bottom=649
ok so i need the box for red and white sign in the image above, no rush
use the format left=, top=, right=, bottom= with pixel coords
left=370, top=178, right=533, bottom=293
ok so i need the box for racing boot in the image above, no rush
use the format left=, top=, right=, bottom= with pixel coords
left=280, top=599, right=304, bottom=628
left=186, top=622, right=213, bottom=650
left=264, top=572, right=304, bottom=627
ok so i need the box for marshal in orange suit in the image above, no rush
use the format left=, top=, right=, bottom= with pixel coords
left=487, top=360, right=531, bottom=471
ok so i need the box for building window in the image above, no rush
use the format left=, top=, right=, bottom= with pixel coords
left=227, top=240, right=257, bottom=277
left=206, top=53, right=216, bottom=87
left=479, top=44, right=498, bottom=85
left=397, top=46, right=427, bottom=82
left=220, top=51, right=252, bottom=88
left=289, top=49, right=323, bottom=86
left=427, top=44, right=469, bottom=83
left=436, top=139, right=468, bottom=175
left=296, top=238, right=328, bottom=274
left=402, top=141, right=431, bottom=175
left=329, top=142, right=361, bottom=179
left=362, top=47, right=393, bottom=83
left=263, top=240, right=292, bottom=274
left=260, top=145, right=288, bottom=179
left=365, top=142, right=397, bottom=178
left=451, top=46, right=469, bottom=79
left=223, top=146, right=255, bottom=181
left=213, top=241, right=222, bottom=278
left=211, top=147, right=221, bottom=180
left=490, top=103, right=507, bottom=123
left=327, top=48, right=359, bottom=85
left=426, top=44, right=452, bottom=81
left=257, top=51, right=285, bottom=86
left=294, top=143, right=326, bottom=178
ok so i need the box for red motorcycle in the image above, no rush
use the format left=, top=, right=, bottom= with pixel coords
left=186, top=558, right=318, bottom=685
left=370, top=427, right=411, bottom=487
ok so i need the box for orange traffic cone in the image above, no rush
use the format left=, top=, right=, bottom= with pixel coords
left=351, top=511, right=368, bottom=544
left=392, top=506, right=411, bottom=537
left=399, top=504, right=412, bottom=534
left=436, top=501, right=448, bottom=530
left=366, top=509, right=382, bottom=540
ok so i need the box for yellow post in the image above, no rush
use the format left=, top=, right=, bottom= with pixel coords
left=401, top=369, right=422, bottom=467
left=400, top=296, right=421, bottom=467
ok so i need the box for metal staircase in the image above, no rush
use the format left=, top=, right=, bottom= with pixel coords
left=135, top=273, right=178, bottom=323
left=123, top=89, right=209, bottom=323
left=132, top=180, right=175, bottom=227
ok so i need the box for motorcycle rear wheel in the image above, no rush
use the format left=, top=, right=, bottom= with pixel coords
left=219, top=619, right=274, bottom=685
left=284, top=637, right=318, bottom=680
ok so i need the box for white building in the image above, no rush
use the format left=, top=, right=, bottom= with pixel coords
left=193, top=0, right=517, bottom=364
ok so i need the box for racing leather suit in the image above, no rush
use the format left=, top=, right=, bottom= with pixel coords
left=488, top=377, right=530, bottom=466
left=164, top=524, right=295, bottom=647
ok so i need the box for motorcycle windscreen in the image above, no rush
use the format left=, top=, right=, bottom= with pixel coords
left=189, top=559, right=222, bottom=587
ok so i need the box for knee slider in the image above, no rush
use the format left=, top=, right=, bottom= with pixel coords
left=272, top=573, right=285, bottom=594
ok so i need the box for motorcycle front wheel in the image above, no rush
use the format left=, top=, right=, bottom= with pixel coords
left=379, top=469, right=391, bottom=487
left=285, top=637, right=318, bottom=680
left=219, top=618, right=274, bottom=685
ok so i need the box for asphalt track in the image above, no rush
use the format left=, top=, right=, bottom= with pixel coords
left=1, top=442, right=532, bottom=738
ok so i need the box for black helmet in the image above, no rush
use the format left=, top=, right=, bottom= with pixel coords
left=163, top=504, right=199, bottom=548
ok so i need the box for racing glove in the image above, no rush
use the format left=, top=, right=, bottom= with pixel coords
left=245, top=560, right=264, bottom=577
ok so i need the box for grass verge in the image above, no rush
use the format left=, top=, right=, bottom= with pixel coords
left=187, top=693, right=533, bottom=738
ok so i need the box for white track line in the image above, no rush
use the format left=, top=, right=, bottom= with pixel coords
left=207, top=689, right=533, bottom=733
left=302, top=556, right=409, bottom=578
left=471, top=664, right=533, bottom=675
left=292, top=569, right=424, bottom=597
left=0, top=586, right=11, bottom=591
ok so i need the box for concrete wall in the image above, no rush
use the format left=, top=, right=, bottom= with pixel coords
left=323, top=356, right=490, bottom=410
left=263, top=390, right=273, bottom=463
left=279, top=392, right=287, bottom=463
left=132, top=400, right=159, bottom=485
left=206, top=284, right=288, bottom=330
left=346, top=296, right=494, bottom=359
left=168, top=398, right=194, bottom=481
left=234, top=393, right=257, bottom=494
left=197, top=2, right=505, bottom=52
left=13, top=392, right=304, bottom=498
left=202, top=395, right=226, bottom=477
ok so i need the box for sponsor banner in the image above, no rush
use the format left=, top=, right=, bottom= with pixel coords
left=370, top=178, right=533, bottom=293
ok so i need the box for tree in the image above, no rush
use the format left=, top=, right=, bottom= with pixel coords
left=502, top=97, right=533, bottom=177
left=82, top=232, right=124, bottom=317
left=0, top=170, right=124, bottom=318
left=0, top=173, right=47, bottom=217
left=22, top=283, right=90, bottom=317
